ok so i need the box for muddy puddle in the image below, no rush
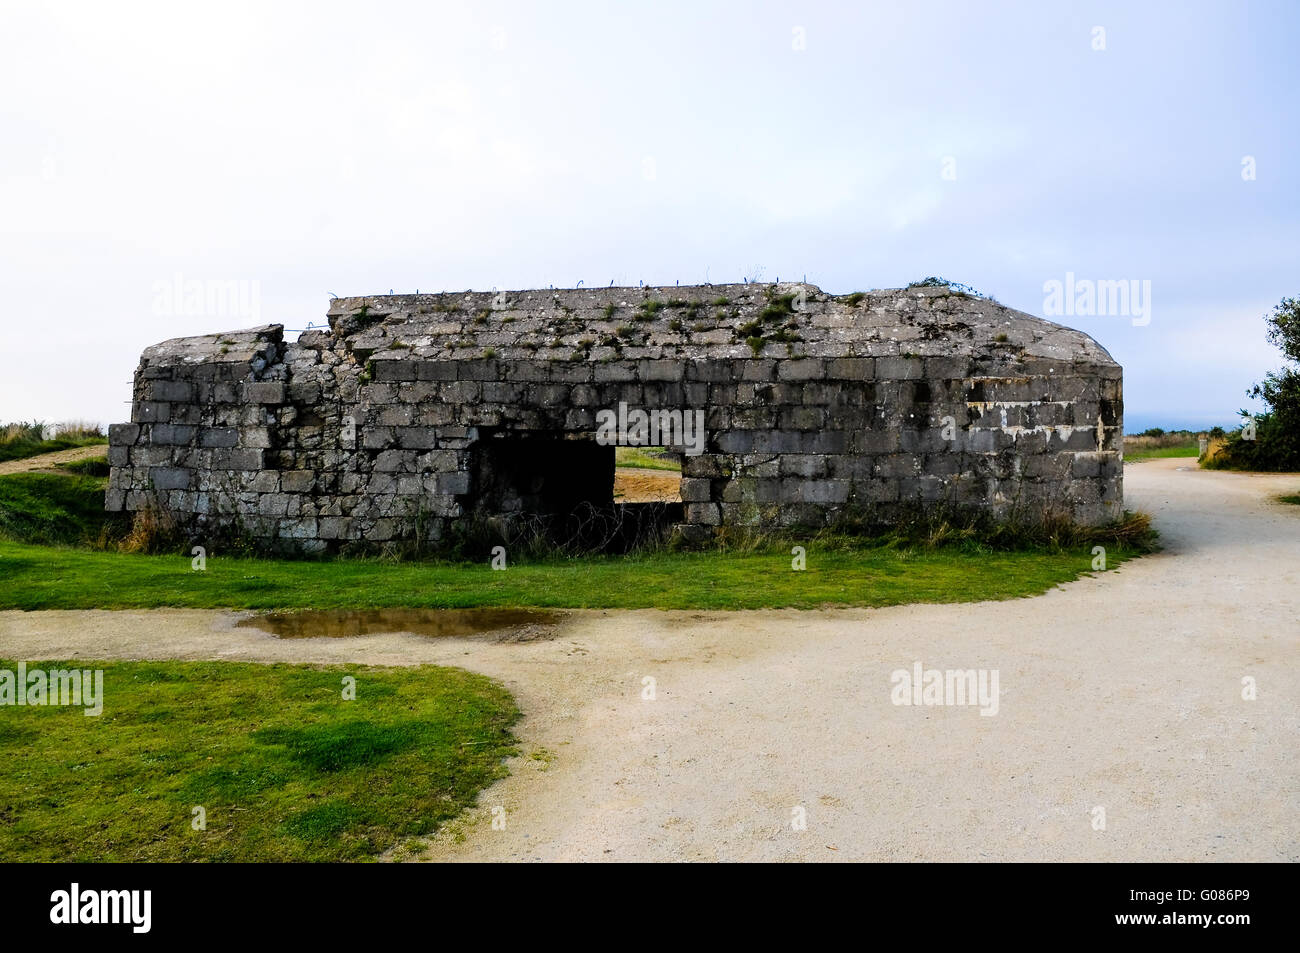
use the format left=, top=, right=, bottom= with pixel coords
left=235, top=607, right=562, bottom=642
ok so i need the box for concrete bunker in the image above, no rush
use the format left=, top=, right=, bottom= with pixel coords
left=106, top=282, right=1124, bottom=554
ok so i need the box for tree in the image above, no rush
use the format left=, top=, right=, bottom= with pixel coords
left=1210, top=297, right=1300, bottom=470
left=1262, top=295, right=1300, bottom=365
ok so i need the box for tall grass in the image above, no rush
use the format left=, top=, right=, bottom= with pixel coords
left=706, top=506, right=1154, bottom=556
left=0, top=420, right=106, bottom=463
left=1123, top=430, right=1201, bottom=452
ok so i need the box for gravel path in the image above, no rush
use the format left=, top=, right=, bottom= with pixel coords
left=0, top=444, right=106, bottom=475
left=1, top=458, right=1297, bottom=862
left=613, top=467, right=681, bottom=502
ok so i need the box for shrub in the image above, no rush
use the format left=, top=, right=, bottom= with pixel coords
left=1203, top=410, right=1300, bottom=471
left=1207, top=296, right=1300, bottom=471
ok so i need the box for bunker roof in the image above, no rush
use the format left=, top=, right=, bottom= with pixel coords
left=324, top=283, right=1116, bottom=366
left=140, top=282, right=1117, bottom=369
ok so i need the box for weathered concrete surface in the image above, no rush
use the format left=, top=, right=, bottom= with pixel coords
left=8, top=459, right=1296, bottom=861
left=106, top=283, right=1123, bottom=552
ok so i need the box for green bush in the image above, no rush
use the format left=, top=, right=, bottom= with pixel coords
left=1209, top=296, right=1300, bottom=471
left=1205, top=409, right=1300, bottom=471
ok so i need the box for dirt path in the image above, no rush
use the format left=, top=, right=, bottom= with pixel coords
left=0, top=444, right=106, bottom=475
left=613, top=466, right=681, bottom=502
left=1, top=458, right=1297, bottom=862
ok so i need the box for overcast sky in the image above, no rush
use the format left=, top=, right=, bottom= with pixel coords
left=2, top=0, right=1296, bottom=432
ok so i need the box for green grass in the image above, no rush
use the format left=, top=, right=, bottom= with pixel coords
left=54, top=454, right=111, bottom=478
left=1279, top=494, right=1300, bottom=506
left=1124, top=444, right=1200, bottom=462
left=0, top=468, right=1151, bottom=611
left=0, top=538, right=1139, bottom=611
left=0, top=658, right=518, bottom=861
left=0, top=422, right=106, bottom=463
left=614, top=447, right=682, bottom=471
left=0, top=473, right=126, bottom=545
left=0, top=435, right=106, bottom=463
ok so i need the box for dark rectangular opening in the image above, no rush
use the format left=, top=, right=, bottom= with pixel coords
left=472, top=432, right=614, bottom=516
left=468, top=432, right=681, bottom=553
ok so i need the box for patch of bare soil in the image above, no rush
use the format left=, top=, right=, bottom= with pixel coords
left=613, top=467, right=680, bottom=503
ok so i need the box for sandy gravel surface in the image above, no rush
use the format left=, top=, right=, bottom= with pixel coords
left=613, top=467, right=681, bottom=503
left=1, top=458, right=1297, bottom=862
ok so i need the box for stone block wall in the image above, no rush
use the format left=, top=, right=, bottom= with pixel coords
left=107, top=283, right=1123, bottom=553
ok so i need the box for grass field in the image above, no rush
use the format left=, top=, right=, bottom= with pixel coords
left=55, top=454, right=111, bottom=478
left=1123, top=431, right=1202, bottom=462
left=0, top=422, right=106, bottom=464
left=613, top=446, right=682, bottom=471
left=0, top=658, right=519, bottom=862
left=0, top=463, right=1152, bottom=611
left=1124, top=444, right=1200, bottom=461
left=0, top=446, right=1152, bottom=863
left=0, top=472, right=127, bottom=545
left=0, top=537, right=1139, bottom=611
